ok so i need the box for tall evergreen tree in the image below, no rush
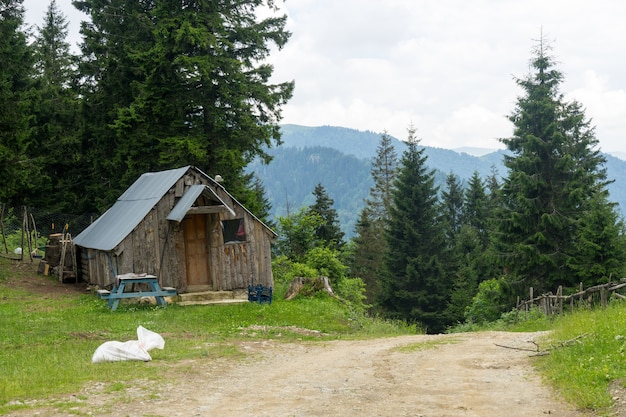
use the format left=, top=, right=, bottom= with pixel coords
left=448, top=172, right=499, bottom=322
left=308, top=183, right=344, bottom=250
left=439, top=172, right=467, bottom=324
left=441, top=172, right=464, bottom=242
left=462, top=171, right=489, bottom=246
left=74, top=0, right=294, bottom=213
left=495, top=39, right=626, bottom=294
left=0, top=0, right=36, bottom=206
left=365, top=131, right=397, bottom=223
left=73, top=0, right=156, bottom=210
left=351, top=131, right=398, bottom=304
left=351, top=206, right=385, bottom=306
left=28, top=0, right=81, bottom=211
left=379, top=126, right=451, bottom=333
left=239, top=173, right=274, bottom=227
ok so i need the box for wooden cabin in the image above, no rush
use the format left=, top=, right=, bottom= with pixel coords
left=73, top=166, right=276, bottom=292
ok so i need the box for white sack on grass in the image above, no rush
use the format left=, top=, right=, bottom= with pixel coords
left=92, top=326, right=165, bottom=363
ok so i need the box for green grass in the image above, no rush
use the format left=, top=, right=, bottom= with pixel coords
left=532, top=301, right=626, bottom=415
left=394, top=337, right=461, bottom=353
left=0, top=258, right=413, bottom=414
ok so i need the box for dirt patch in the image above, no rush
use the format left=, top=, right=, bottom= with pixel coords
left=2, top=259, right=89, bottom=297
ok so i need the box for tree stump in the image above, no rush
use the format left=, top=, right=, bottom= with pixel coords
left=285, top=276, right=335, bottom=300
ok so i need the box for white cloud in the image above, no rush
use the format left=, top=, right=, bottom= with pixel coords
left=567, top=71, right=626, bottom=153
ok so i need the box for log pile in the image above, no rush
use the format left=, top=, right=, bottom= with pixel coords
left=39, top=233, right=77, bottom=281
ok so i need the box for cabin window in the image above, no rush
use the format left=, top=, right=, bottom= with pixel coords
left=222, top=219, right=246, bottom=243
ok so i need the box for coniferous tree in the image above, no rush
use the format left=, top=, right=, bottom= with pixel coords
left=441, top=172, right=464, bottom=242
left=446, top=172, right=501, bottom=323
left=379, top=126, right=451, bottom=333
left=462, top=173, right=486, bottom=235
left=365, top=131, right=397, bottom=223
left=308, top=183, right=344, bottom=250
left=0, top=0, right=36, bottom=206
left=239, top=173, right=274, bottom=227
left=28, top=0, right=81, bottom=211
left=495, top=39, right=626, bottom=294
left=74, top=0, right=156, bottom=210
left=74, top=0, right=294, bottom=212
left=351, top=131, right=397, bottom=304
left=439, top=172, right=466, bottom=324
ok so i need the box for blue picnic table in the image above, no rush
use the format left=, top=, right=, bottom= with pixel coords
left=97, top=274, right=177, bottom=311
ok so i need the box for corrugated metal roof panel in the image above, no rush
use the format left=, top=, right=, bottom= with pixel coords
left=119, top=166, right=190, bottom=201
left=167, top=184, right=237, bottom=222
left=167, top=184, right=205, bottom=222
left=74, top=166, right=190, bottom=250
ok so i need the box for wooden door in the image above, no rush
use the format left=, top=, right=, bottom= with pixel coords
left=183, top=214, right=211, bottom=290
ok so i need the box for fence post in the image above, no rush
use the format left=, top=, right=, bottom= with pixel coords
left=0, top=203, right=7, bottom=254
left=579, top=282, right=584, bottom=306
left=601, top=286, right=607, bottom=309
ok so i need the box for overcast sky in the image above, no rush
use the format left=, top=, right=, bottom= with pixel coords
left=23, top=0, right=626, bottom=153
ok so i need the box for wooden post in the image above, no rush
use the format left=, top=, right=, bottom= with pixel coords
left=601, top=286, right=607, bottom=309
left=23, top=207, right=33, bottom=262
left=557, top=286, right=563, bottom=314
left=20, top=206, right=26, bottom=261
left=0, top=203, right=7, bottom=254
left=579, top=282, right=584, bottom=305
left=30, top=213, right=39, bottom=257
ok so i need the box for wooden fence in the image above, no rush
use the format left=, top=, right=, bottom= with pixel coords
left=517, top=280, right=626, bottom=316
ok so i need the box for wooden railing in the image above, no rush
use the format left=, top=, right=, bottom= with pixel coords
left=517, top=279, right=626, bottom=315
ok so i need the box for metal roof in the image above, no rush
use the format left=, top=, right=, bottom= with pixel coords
left=166, top=184, right=236, bottom=222
left=74, top=166, right=191, bottom=250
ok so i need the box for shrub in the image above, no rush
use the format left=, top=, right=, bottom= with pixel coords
left=336, top=277, right=369, bottom=312
left=304, top=246, right=347, bottom=285
left=465, top=277, right=512, bottom=323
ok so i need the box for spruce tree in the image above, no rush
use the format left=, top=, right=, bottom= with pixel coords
left=74, top=0, right=294, bottom=212
left=495, top=40, right=626, bottom=294
left=462, top=171, right=490, bottom=246
left=441, top=172, right=464, bottom=242
left=365, top=131, right=397, bottom=223
left=351, top=131, right=397, bottom=304
left=28, top=0, right=81, bottom=211
left=379, top=126, right=451, bottom=333
left=0, top=0, right=35, bottom=206
left=352, top=206, right=385, bottom=305
left=308, top=183, right=344, bottom=250
left=74, top=0, right=156, bottom=210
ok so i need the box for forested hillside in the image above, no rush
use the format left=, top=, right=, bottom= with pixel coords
left=250, top=125, right=626, bottom=236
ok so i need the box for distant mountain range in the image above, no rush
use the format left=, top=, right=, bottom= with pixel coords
left=248, top=125, right=626, bottom=237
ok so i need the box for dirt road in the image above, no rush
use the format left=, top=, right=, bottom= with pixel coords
left=12, top=331, right=591, bottom=417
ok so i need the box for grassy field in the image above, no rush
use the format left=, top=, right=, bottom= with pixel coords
left=2, top=256, right=626, bottom=416
left=532, top=302, right=626, bottom=414
left=0, top=257, right=414, bottom=414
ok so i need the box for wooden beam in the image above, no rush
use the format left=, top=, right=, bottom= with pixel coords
left=187, top=206, right=228, bottom=215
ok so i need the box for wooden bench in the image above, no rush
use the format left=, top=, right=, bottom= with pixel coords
left=248, top=284, right=273, bottom=304
left=98, top=274, right=177, bottom=311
